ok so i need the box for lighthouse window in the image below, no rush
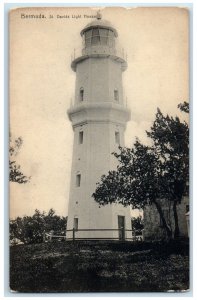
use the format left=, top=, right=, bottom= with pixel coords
left=79, top=88, right=84, bottom=101
left=79, top=131, right=83, bottom=144
left=115, top=131, right=120, bottom=144
left=114, top=89, right=119, bottom=101
left=76, top=174, right=81, bottom=187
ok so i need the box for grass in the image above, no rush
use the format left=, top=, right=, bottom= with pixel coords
left=10, top=239, right=189, bottom=293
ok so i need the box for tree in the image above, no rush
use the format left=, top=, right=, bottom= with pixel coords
left=131, top=216, right=144, bottom=235
left=92, top=103, right=189, bottom=239
left=146, top=104, right=189, bottom=238
left=9, top=135, right=30, bottom=183
left=10, top=209, right=67, bottom=244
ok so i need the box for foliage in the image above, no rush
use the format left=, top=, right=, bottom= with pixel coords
left=146, top=105, right=189, bottom=237
left=93, top=103, right=189, bottom=239
left=10, top=209, right=67, bottom=244
left=178, top=101, right=189, bottom=113
left=131, top=216, right=144, bottom=235
left=9, top=135, right=30, bottom=183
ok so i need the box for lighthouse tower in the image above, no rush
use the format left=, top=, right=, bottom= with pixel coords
left=67, top=13, right=131, bottom=239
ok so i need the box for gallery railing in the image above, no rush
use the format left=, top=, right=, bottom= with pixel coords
left=71, top=45, right=127, bottom=62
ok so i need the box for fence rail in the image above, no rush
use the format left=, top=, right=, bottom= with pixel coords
left=44, top=228, right=143, bottom=242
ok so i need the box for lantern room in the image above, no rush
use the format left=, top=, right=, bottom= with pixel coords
left=80, top=12, right=118, bottom=49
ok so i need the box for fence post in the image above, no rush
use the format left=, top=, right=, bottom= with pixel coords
left=72, top=228, right=75, bottom=242
left=122, top=227, right=125, bottom=241
left=133, top=229, right=136, bottom=242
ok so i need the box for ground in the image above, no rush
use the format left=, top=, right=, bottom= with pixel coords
left=10, top=239, right=189, bottom=293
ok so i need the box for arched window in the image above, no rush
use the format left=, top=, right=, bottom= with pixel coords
left=79, top=88, right=84, bottom=101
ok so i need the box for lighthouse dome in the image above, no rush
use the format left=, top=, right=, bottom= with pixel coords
left=80, top=18, right=118, bottom=37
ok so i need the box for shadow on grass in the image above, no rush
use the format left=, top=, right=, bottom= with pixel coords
left=10, top=239, right=189, bottom=293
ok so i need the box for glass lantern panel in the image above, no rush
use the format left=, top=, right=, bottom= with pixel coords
left=108, top=30, right=115, bottom=37
left=85, top=38, right=91, bottom=47
left=109, top=38, right=115, bottom=47
left=99, top=28, right=109, bottom=37
left=92, top=28, right=100, bottom=36
left=85, top=29, right=92, bottom=47
left=99, top=28, right=109, bottom=45
left=85, top=29, right=92, bottom=39
left=92, top=28, right=100, bottom=44
left=109, top=30, right=115, bottom=47
left=100, top=37, right=108, bottom=45
left=92, top=36, right=100, bottom=44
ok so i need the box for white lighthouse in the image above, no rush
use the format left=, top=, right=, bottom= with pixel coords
left=66, top=13, right=131, bottom=240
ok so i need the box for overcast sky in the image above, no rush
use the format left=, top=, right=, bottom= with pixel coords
left=9, top=6, right=189, bottom=218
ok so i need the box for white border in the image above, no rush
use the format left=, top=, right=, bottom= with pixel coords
left=1, top=1, right=196, bottom=300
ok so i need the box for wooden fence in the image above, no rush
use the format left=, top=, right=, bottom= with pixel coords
left=44, top=228, right=143, bottom=242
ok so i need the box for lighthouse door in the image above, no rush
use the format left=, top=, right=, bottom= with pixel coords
left=118, top=216, right=125, bottom=240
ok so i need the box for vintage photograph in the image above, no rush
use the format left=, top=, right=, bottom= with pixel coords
left=9, top=6, right=189, bottom=292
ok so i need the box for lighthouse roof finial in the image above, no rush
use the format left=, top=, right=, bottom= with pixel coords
left=96, top=10, right=102, bottom=20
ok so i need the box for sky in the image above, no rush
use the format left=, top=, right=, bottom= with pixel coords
left=9, top=6, right=189, bottom=219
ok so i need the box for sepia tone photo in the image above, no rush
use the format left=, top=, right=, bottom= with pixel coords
left=9, top=6, right=189, bottom=293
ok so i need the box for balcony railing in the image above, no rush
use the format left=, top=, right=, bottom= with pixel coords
left=71, top=45, right=127, bottom=62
